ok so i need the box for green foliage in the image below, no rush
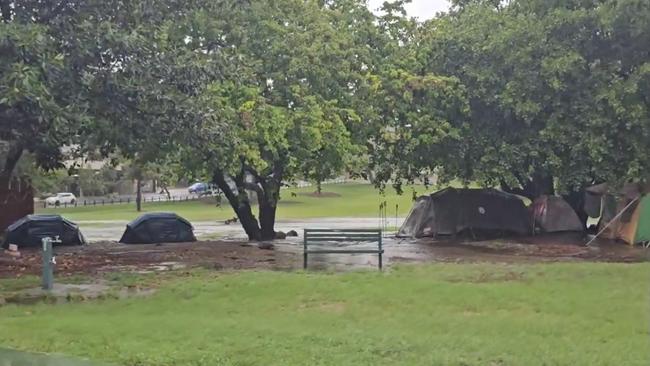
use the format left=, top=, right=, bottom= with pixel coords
left=0, top=2, right=88, bottom=178
left=3, top=0, right=649, bottom=230
left=403, top=0, right=650, bottom=196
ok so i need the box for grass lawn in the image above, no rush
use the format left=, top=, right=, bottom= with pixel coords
left=35, top=183, right=425, bottom=222
left=1, top=263, right=649, bottom=365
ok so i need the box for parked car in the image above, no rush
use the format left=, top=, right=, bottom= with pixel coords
left=188, top=182, right=212, bottom=196
left=45, top=192, right=77, bottom=207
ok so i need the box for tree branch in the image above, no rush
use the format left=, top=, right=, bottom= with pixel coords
left=212, top=169, right=238, bottom=206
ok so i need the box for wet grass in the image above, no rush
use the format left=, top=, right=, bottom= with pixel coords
left=35, top=183, right=426, bottom=222
left=0, top=274, right=92, bottom=293
left=0, top=263, right=649, bottom=365
left=0, top=276, right=42, bottom=293
left=0, top=273, right=156, bottom=297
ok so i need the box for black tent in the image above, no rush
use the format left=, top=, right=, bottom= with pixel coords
left=3, top=215, right=86, bottom=248
left=120, top=212, right=196, bottom=244
left=398, top=188, right=531, bottom=238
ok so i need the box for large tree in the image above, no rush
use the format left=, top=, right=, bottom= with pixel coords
left=174, top=0, right=376, bottom=241
left=0, top=0, right=88, bottom=185
left=385, top=0, right=650, bottom=224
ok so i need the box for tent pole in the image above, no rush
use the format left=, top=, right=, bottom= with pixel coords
left=586, top=196, right=640, bottom=247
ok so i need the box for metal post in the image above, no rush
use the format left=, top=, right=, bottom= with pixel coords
left=303, top=230, right=308, bottom=269
left=41, top=237, right=54, bottom=290
left=378, top=233, right=383, bottom=270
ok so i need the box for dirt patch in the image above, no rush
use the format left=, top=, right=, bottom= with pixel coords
left=0, top=233, right=646, bottom=279
left=298, top=301, right=346, bottom=314
left=0, top=241, right=295, bottom=279
left=298, top=191, right=342, bottom=198
left=444, top=271, right=526, bottom=284
left=390, top=234, right=649, bottom=265
left=2, top=283, right=156, bottom=305
left=317, top=302, right=346, bottom=313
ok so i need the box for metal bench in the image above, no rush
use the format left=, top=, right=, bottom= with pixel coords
left=303, top=229, right=383, bottom=270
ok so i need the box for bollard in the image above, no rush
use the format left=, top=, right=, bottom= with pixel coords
left=41, top=237, right=59, bottom=290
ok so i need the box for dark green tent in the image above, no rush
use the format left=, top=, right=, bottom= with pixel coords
left=398, top=188, right=531, bottom=238
left=120, top=212, right=196, bottom=244
left=3, top=215, right=85, bottom=248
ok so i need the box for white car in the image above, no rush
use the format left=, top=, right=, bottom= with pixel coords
left=45, top=192, right=77, bottom=207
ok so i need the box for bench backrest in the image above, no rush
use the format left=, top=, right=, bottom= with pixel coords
left=304, top=229, right=382, bottom=245
left=303, top=229, right=384, bottom=270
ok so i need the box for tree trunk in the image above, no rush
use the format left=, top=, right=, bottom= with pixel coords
left=0, top=144, right=24, bottom=187
left=234, top=200, right=261, bottom=241
left=212, top=170, right=261, bottom=241
left=136, top=178, right=142, bottom=212
left=316, top=180, right=322, bottom=195
left=258, top=198, right=277, bottom=241
left=257, top=166, right=283, bottom=241
left=258, top=180, right=281, bottom=241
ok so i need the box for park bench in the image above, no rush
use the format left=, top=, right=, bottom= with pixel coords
left=303, top=229, right=384, bottom=270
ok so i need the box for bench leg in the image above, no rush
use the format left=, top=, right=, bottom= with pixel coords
left=378, top=252, right=383, bottom=270
left=303, top=252, right=308, bottom=270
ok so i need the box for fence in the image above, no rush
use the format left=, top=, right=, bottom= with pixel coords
left=38, top=193, right=216, bottom=209
left=294, top=177, right=350, bottom=188
left=39, top=178, right=354, bottom=209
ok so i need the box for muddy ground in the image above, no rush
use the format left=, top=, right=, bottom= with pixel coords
left=1, top=233, right=648, bottom=279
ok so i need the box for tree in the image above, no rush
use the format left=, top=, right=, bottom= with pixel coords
left=0, top=1, right=88, bottom=186
left=175, top=0, right=375, bottom=241
left=73, top=0, right=231, bottom=214
left=384, top=0, right=650, bottom=225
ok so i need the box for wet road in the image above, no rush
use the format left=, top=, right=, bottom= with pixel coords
left=77, top=217, right=406, bottom=242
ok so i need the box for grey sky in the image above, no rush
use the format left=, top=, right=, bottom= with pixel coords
left=367, top=0, right=451, bottom=20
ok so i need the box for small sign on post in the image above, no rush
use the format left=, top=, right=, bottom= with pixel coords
left=41, top=236, right=61, bottom=291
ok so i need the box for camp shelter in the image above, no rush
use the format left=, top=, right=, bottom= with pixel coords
left=584, top=183, right=646, bottom=219
left=3, top=215, right=85, bottom=248
left=598, top=195, right=650, bottom=245
left=397, top=188, right=531, bottom=238
left=530, top=195, right=584, bottom=232
left=120, top=212, right=196, bottom=244
left=584, top=183, right=650, bottom=245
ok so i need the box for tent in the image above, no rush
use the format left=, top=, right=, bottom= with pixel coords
left=120, top=212, right=196, bottom=244
left=597, top=195, right=650, bottom=245
left=583, top=183, right=650, bottom=246
left=530, top=195, right=584, bottom=232
left=397, top=188, right=531, bottom=238
left=3, top=215, right=85, bottom=248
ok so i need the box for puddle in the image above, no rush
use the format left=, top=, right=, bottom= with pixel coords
left=272, top=237, right=437, bottom=270
left=3, top=284, right=156, bottom=305
left=79, top=217, right=404, bottom=242
left=0, top=348, right=104, bottom=365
